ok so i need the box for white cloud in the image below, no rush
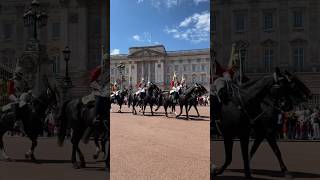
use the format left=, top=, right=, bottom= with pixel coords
left=193, top=0, right=208, bottom=4
left=179, top=17, right=192, bottom=27
left=132, top=35, right=141, bottom=41
left=131, top=32, right=159, bottom=45
left=164, top=11, right=210, bottom=43
left=138, top=0, right=208, bottom=8
left=111, top=49, right=120, bottom=55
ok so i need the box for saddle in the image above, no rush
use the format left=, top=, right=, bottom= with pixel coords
left=81, top=93, right=96, bottom=107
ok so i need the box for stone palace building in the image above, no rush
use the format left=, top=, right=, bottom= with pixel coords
left=0, top=0, right=105, bottom=100
left=111, top=45, right=210, bottom=91
left=213, top=0, right=320, bottom=106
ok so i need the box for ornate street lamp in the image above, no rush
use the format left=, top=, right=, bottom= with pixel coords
left=23, top=0, right=48, bottom=41
left=62, top=46, right=71, bottom=82
left=117, top=62, right=125, bottom=91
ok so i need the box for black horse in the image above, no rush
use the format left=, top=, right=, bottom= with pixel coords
left=131, top=89, right=146, bottom=115
left=157, top=91, right=174, bottom=117
left=212, top=69, right=311, bottom=178
left=158, top=87, right=182, bottom=117
left=176, top=84, right=207, bottom=120
left=0, top=86, right=59, bottom=162
left=57, top=96, right=108, bottom=169
left=249, top=71, right=312, bottom=178
left=111, top=89, right=128, bottom=113
left=186, top=84, right=208, bottom=117
left=141, top=83, right=161, bottom=116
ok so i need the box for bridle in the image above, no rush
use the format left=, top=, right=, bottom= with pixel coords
left=235, top=73, right=288, bottom=123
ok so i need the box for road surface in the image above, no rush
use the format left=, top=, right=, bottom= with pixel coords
left=212, top=140, right=320, bottom=180
left=110, top=104, right=210, bottom=180
left=0, top=136, right=106, bottom=180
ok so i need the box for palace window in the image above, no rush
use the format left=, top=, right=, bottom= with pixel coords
left=52, top=22, right=60, bottom=39
left=234, top=12, right=247, bottom=32
left=293, top=47, right=304, bottom=72
left=293, top=11, right=304, bottom=28
left=263, top=12, right=273, bottom=31
left=52, top=56, right=60, bottom=75
left=201, top=64, right=206, bottom=71
left=192, top=64, right=196, bottom=72
left=264, top=48, right=274, bottom=73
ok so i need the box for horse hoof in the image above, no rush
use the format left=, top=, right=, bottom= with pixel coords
left=213, top=167, right=223, bottom=176
left=80, top=162, right=86, bottom=168
left=30, top=154, right=37, bottom=162
left=284, top=171, right=293, bottom=179
left=25, top=153, right=30, bottom=159
left=118, top=110, right=121, bottom=113
left=4, top=157, right=14, bottom=162
left=93, top=154, right=99, bottom=160
left=73, top=163, right=81, bottom=169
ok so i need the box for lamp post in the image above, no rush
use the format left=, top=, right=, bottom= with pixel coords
left=63, top=46, right=71, bottom=81
left=22, top=0, right=48, bottom=95
left=61, top=46, right=72, bottom=101
left=23, top=0, right=48, bottom=42
left=117, top=63, right=125, bottom=91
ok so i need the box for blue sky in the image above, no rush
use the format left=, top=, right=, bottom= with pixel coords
left=110, top=0, right=210, bottom=55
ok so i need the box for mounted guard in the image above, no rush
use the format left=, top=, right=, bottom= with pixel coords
left=4, top=67, right=32, bottom=131
left=213, top=43, right=241, bottom=103
left=136, top=78, right=147, bottom=99
left=111, top=81, right=119, bottom=98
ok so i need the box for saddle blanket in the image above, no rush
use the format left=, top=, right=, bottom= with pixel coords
left=81, top=93, right=95, bottom=105
left=2, top=104, right=12, bottom=112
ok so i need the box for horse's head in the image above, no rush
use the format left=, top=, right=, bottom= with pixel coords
left=42, top=85, right=60, bottom=113
left=271, top=68, right=312, bottom=110
left=283, top=70, right=312, bottom=104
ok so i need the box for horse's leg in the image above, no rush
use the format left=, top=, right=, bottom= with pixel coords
left=118, top=104, right=122, bottom=113
left=267, top=136, right=292, bottom=179
left=249, top=132, right=265, bottom=160
left=164, top=104, right=168, bottom=117
left=71, top=134, right=81, bottom=169
left=185, top=104, right=189, bottom=120
left=240, top=136, right=252, bottom=178
left=0, top=131, right=13, bottom=161
left=93, top=134, right=101, bottom=160
left=176, top=104, right=183, bottom=118
left=142, top=103, right=146, bottom=116
left=25, top=137, right=38, bottom=162
left=194, top=104, right=200, bottom=117
left=77, top=147, right=86, bottom=168
left=101, top=137, right=107, bottom=159
left=150, top=104, right=154, bottom=116
left=214, top=137, right=233, bottom=176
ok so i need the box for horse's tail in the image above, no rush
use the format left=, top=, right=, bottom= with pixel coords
left=57, top=100, right=70, bottom=146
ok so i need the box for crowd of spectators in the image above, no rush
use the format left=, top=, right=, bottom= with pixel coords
left=277, top=106, right=320, bottom=140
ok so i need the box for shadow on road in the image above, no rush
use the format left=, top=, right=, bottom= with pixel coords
left=13, top=159, right=71, bottom=164
left=11, top=159, right=103, bottom=165
left=213, top=176, right=271, bottom=180
left=176, top=116, right=210, bottom=121
left=227, top=169, right=320, bottom=179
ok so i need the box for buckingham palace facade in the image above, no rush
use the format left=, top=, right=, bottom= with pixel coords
left=111, top=45, right=210, bottom=91
left=213, top=0, right=320, bottom=106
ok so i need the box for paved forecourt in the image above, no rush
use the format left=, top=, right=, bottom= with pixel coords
left=0, top=136, right=106, bottom=180
left=212, top=141, right=320, bottom=180
left=111, top=104, right=210, bottom=180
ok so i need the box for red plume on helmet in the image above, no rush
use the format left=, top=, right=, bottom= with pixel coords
left=90, top=65, right=101, bottom=82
